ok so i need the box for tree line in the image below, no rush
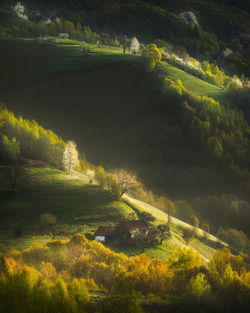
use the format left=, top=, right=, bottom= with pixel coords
left=0, top=234, right=250, bottom=313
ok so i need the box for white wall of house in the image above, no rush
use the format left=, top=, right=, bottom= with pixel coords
left=95, top=236, right=105, bottom=242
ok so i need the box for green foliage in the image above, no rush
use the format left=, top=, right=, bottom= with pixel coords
left=0, top=135, right=20, bottom=163
left=162, top=78, right=185, bottom=102
left=0, top=105, right=65, bottom=166
left=1, top=235, right=250, bottom=312
left=174, top=200, right=195, bottom=222
left=188, top=273, right=211, bottom=300
left=40, top=213, right=57, bottom=227
left=182, top=227, right=196, bottom=243
left=108, top=278, right=143, bottom=313
left=218, top=227, right=249, bottom=252
left=139, top=211, right=155, bottom=222
left=142, top=44, right=162, bottom=72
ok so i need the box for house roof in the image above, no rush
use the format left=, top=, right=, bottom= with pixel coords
left=94, top=226, right=116, bottom=237
left=119, top=220, right=148, bottom=230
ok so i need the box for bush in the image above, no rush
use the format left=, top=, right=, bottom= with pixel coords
left=217, top=227, right=248, bottom=252
left=182, top=227, right=196, bottom=242
left=139, top=211, right=155, bottom=222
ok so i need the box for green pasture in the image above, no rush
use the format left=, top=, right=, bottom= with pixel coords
left=159, top=61, right=225, bottom=101
left=0, top=165, right=136, bottom=250
left=0, top=38, right=138, bottom=92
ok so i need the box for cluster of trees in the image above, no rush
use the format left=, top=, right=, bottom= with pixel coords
left=1, top=235, right=250, bottom=312
left=0, top=103, right=65, bottom=167
left=1, top=0, right=250, bottom=75
left=160, top=78, right=250, bottom=176
left=217, top=227, right=250, bottom=254
left=156, top=39, right=245, bottom=89
left=7, top=0, right=250, bottom=75
left=0, top=9, right=141, bottom=52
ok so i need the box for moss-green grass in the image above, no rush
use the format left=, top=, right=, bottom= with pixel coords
left=0, top=38, right=138, bottom=92
left=0, top=165, right=136, bottom=250
left=159, top=61, right=224, bottom=101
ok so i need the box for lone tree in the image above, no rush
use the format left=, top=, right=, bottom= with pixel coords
left=157, top=196, right=175, bottom=229
left=39, top=213, right=69, bottom=240
left=119, top=35, right=130, bottom=53
left=95, top=165, right=106, bottom=188
left=114, top=169, right=142, bottom=198
left=130, top=37, right=140, bottom=54
left=4, top=165, right=26, bottom=192
left=62, top=140, right=79, bottom=175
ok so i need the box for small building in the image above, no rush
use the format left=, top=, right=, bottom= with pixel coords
left=94, top=226, right=116, bottom=242
left=94, top=220, right=149, bottom=243
left=118, top=220, right=149, bottom=237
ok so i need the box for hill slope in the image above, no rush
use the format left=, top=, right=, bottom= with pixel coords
left=0, top=38, right=237, bottom=197
left=0, top=163, right=227, bottom=260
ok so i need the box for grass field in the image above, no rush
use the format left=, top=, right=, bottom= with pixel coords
left=159, top=62, right=224, bottom=101
left=0, top=164, right=226, bottom=260
left=0, top=38, right=138, bottom=92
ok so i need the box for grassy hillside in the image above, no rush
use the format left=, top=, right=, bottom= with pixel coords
left=0, top=164, right=135, bottom=249
left=0, top=38, right=249, bottom=235
left=0, top=9, right=31, bottom=29
left=159, top=62, right=224, bottom=101
left=0, top=38, right=226, bottom=169
left=0, top=38, right=138, bottom=92
left=0, top=163, right=226, bottom=260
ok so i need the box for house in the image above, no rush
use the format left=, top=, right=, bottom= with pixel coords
left=117, top=220, right=149, bottom=238
left=94, top=226, right=116, bottom=242
left=94, top=220, right=149, bottom=243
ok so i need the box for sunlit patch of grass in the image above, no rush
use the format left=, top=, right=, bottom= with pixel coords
left=0, top=165, right=137, bottom=251
left=159, top=61, right=224, bottom=101
left=189, top=238, right=216, bottom=260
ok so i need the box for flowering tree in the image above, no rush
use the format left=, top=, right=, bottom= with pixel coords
left=62, top=140, right=79, bottom=175
left=13, top=2, right=28, bottom=20
left=114, top=169, right=142, bottom=198
left=130, top=37, right=140, bottom=54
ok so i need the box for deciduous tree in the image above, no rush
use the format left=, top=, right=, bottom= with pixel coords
left=157, top=196, right=175, bottom=228
left=142, top=44, right=162, bottom=72
left=62, top=140, right=79, bottom=175
left=114, top=169, right=142, bottom=198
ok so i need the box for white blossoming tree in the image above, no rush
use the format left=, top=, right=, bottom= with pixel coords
left=13, top=2, right=28, bottom=20
left=62, top=140, right=79, bottom=175
left=130, top=37, right=140, bottom=54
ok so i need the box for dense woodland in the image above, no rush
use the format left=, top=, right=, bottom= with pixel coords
left=1, top=234, right=250, bottom=313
